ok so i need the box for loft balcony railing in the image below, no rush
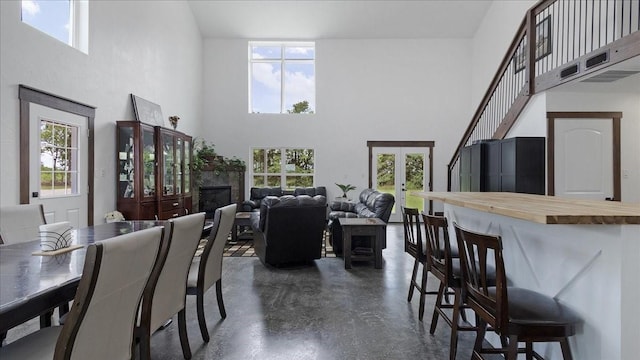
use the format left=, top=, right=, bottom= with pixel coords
left=447, top=0, right=640, bottom=191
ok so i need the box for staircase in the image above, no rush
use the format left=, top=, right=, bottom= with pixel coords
left=447, top=0, right=640, bottom=191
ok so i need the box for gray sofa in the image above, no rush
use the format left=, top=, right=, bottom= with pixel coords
left=240, top=186, right=327, bottom=212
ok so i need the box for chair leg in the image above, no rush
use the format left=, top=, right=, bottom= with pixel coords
left=506, top=335, right=519, bottom=360
left=138, top=328, right=151, bottom=360
left=197, top=288, right=210, bottom=343
left=525, top=341, right=534, bottom=360
left=178, top=309, right=192, bottom=359
left=473, top=318, right=487, bottom=356
left=216, top=279, right=227, bottom=319
left=408, top=259, right=419, bottom=302
left=448, top=287, right=462, bottom=360
left=429, top=281, right=445, bottom=333
left=418, top=264, right=429, bottom=321
left=39, top=310, right=54, bottom=328
left=560, top=338, right=573, bottom=360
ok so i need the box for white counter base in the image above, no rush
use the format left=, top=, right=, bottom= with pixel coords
left=445, top=204, right=640, bottom=360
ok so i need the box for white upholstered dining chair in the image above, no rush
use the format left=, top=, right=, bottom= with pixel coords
left=186, top=204, right=236, bottom=342
left=137, top=212, right=206, bottom=360
left=0, top=226, right=165, bottom=360
left=0, top=204, right=46, bottom=244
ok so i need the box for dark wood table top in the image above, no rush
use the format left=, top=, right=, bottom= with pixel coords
left=0, top=221, right=167, bottom=333
left=0, top=219, right=214, bottom=333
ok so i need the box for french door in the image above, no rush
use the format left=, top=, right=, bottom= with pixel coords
left=369, top=143, right=433, bottom=222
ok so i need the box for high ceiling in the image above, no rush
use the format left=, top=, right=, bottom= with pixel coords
left=187, top=0, right=493, bottom=39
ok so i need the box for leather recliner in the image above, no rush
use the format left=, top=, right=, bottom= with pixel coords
left=251, top=195, right=327, bottom=266
left=328, top=189, right=395, bottom=254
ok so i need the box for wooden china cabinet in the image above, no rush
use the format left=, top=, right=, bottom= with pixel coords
left=156, top=127, right=192, bottom=219
left=116, top=121, right=192, bottom=220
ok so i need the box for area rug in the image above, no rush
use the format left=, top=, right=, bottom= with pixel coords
left=223, top=231, right=336, bottom=258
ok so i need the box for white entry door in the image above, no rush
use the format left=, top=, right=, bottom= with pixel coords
left=29, top=103, right=88, bottom=228
left=554, top=118, right=614, bottom=200
left=372, top=147, right=430, bottom=222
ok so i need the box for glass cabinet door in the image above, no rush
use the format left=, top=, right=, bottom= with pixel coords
left=118, top=125, right=135, bottom=198
left=142, top=127, right=156, bottom=198
left=176, top=137, right=183, bottom=195
left=184, top=138, right=191, bottom=195
left=162, top=133, right=175, bottom=196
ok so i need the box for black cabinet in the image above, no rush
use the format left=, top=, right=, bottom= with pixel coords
left=459, top=140, right=494, bottom=192
left=460, top=137, right=545, bottom=194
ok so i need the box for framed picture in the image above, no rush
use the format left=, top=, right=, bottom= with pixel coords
left=513, top=15, right=552, bottom=73
left=131, top=94, right=164, bottom=126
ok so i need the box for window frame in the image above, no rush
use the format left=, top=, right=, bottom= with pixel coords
left=248, top=41, right=316, bottom=114
left=39, top=118, right=80, bottom=198
left=21, top=0, right=89, bottom=54
left=251, top=147, right=316, bottom=189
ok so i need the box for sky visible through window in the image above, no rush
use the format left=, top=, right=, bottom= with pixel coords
left=21, top=0, right=71, bottom=45
left=250, top=43, right=315, bottom=114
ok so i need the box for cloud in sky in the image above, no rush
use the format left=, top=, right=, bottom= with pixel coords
left=252, top=63, right=281, bottom=91
left=22, top=0, right=41, bottom=16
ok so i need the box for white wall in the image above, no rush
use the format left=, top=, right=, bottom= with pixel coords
left=547, top=91, right=640, bottom=202
left=0, top=0, right=203, bottom=222
left=202, top=38, right=473, bottom=200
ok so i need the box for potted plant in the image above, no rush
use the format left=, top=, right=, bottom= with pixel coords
left=335, top=183, right=356, bottom=198
left=192, top=139, right=216, bottom=186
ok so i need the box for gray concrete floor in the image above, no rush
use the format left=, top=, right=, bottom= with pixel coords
left=5, top=224, right=489, bottom=359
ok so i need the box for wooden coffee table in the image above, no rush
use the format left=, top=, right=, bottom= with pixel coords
left=232, top=212, right=253, bottom=242
left=339, top=217, right=386, bottom=269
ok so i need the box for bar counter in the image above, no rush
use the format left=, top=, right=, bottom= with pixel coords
left=413, top=191, right=640, bottom=360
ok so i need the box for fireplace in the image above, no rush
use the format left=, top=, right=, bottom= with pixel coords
left=199, top=186, right=232, bottom=219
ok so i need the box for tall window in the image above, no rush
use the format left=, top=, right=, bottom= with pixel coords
left=252, top=148, right=315, bottom=189
left=249, top=42, right=315, bottom=114
left=40, top=119, right=79, bottom=197
left=21, top=0, right=89, bottom=53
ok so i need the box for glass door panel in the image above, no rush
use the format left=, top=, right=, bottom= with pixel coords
left=375, top=152, right=397, bottom=220
left=162, top=133, right=175, bottom=196
left=404, top=153, right=425, bottom=214
left=117, top=125, right=135, bottom=198
left=142, top=127, right=156, bottom=198
left=176, top=137, right=182, bottom=195
left=184, top=139, right=191, bottom=195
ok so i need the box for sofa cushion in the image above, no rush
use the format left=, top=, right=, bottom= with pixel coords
left=293, top=186, right=327, bottom=197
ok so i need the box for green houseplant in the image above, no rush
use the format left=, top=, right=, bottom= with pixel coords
left=335, top=183, right=356, bottom=198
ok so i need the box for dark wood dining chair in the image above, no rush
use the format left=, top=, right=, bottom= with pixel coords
left=423, top=213, right=476, bottom=360
left=402, top=206, right=434, bottom=321
left=137, top=212, right=206, bottom=360
left=453, top=222, right=582, bottom=360
left=186, top=203, right=237, bottom=342
left=0, top=226, right=165, bottom=359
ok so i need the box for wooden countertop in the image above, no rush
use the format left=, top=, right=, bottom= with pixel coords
left=412, top=192, right=640, bottom=225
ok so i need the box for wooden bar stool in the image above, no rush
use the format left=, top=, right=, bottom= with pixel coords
left=402, top=207, right=437, bottom=320
left=423, top=214, right=477, bottom=360
left=453, top=223, right=582, bottom=360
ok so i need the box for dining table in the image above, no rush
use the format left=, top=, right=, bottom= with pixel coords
left=0, top=219, right=213, bottom=335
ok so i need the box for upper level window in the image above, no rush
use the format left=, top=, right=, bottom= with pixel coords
left=21, top=0, right=89, bottom=54
left=249, top=42, right=315, bottom=114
